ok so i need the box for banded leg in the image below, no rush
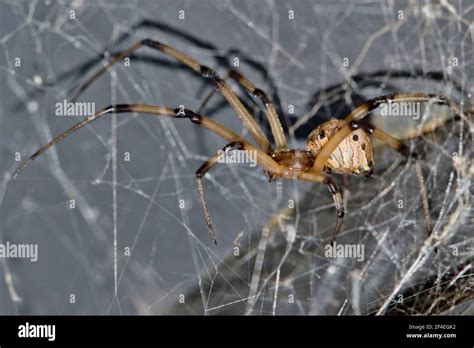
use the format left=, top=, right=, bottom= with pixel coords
left=195, top=138, right=288, bottom=244
left=13, top=104, right=248, bottom=178
left=228, top=70, right=287, bottom=150
left=197, top=74, right=231, bottom=114
left=70, top=39, right=271, bottom=152
left=198, top=69, right=287, bottom=150
left=195, top=141, right=244, bottom=245
left=297, top=172, right=345, bottom=243
left=312, top=93, right=472, bottom=174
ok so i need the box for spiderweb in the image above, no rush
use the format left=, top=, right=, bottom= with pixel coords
left=0, top=0, right=472, bottom=315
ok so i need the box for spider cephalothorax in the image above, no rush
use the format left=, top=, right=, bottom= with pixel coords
left=268, top=149, right=314, bottom=181
left=307, top=119, right=374, bottom=176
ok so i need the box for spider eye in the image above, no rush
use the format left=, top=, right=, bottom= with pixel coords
left=352, top=134, right=359, bottom=142
left=319, top=131, right=325, bottom=139
left=362, top=144, right=366, bottom=150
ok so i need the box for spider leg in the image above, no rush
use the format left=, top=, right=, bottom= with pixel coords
left=197, top=73, right=231, bottom=114
left=312, top=93, right=472, bottom=174
left=194, top=134, right=290, bottom=244
left=70, top=39, right=272, bottom=152
left=297, top=172, right=345, bottom=244
left=290, top=69, right=468, bottom=135
left=197, top=69, right=288, bottom=150
left=195, top=141, right=245, bottom=245
left=12, top=104, right=258, bottom=179
left=194, top=138, right=292, bottom=244
left=227, top=70, right=287, bottom=150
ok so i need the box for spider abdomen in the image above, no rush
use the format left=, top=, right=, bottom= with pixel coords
left=306, top=119, right=374, bottom=176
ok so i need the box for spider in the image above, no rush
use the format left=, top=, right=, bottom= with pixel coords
left=13, top=38, right=472, bottom=245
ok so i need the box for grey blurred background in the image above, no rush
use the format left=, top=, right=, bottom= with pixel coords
left=0, top=0, right=472, bottom=315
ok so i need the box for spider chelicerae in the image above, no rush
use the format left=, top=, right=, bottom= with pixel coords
left=13, top=38, right=472, bottom=245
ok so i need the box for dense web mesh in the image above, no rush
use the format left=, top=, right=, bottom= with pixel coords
left=0, top=0, right=472, bottom=315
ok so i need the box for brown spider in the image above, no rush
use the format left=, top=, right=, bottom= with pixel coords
left=13, top=39, right=472, bottom=245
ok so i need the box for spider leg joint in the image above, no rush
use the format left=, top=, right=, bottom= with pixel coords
left=362, top=124, right=374, bottom=134
left=349, top=121, right=360, bottom=130
left=252, top=88, right=271, bottom=105
left=140, top=38, right=163, bottom=49
left=200, top=66, right=218, bottom=79
left=223, top=141, right=244, bottom=152
left=323, top=177, right=339, bottom=195
left=174, top=108, right=202, bottom=124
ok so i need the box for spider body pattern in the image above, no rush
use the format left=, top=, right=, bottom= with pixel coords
left=306, top=119, right=374, bottom=176
left=14, top=38, right=472, bottom=245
